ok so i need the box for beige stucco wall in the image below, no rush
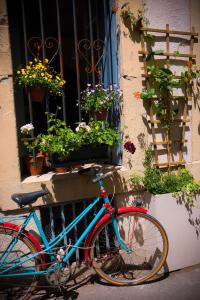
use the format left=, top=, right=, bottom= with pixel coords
left=0, top=0, right=200, bottom=212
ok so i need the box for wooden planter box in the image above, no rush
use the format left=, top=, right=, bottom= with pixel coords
left=144, top=193, right=200, bottom=272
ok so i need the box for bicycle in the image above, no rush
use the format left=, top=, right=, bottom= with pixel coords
left=0, top=165, right=168, bottom=299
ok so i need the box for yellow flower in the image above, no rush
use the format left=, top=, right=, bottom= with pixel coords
left=41, top=73, right=44, bottom=76
left=17, top=70, right=21, bottom=74
left=44, top=58, right=49, bottom=63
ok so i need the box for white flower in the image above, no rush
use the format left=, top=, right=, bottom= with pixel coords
left=41, top=139, right=46, bottom=145
left=20, top=123, right=34, bottom=134
left=75, top=122, right=91, bottom=132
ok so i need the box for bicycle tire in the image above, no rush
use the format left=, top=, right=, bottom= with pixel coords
left=89, top=212, right=168, bottom=285
left=0, top=226, right=41, bottom=300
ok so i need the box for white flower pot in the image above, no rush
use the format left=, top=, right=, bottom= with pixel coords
left=145, top=193, right=200, bottom=271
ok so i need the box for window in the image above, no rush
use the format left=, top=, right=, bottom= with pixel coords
left=7, top=0, right=121, bottom=176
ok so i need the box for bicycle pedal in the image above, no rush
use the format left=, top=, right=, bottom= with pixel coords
left=135, top=199, right=143, bottom=207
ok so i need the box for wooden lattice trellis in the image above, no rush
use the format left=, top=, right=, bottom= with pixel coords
left=139, top=24, right=198, bottom=172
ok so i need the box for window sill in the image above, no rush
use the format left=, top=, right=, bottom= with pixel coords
left=21, top=164, right=128, bottom=185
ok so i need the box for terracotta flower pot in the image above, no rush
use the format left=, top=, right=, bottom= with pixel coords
left=55, top=166, right=68, bottom=174
left=94, top=110, right=108, bottom=121
left=25, top=155, right=44, bottom=176
left=26, top=87, right=46, bottom=102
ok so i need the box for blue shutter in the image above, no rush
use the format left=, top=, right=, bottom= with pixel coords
left=101, top=0, right=122, bottom=165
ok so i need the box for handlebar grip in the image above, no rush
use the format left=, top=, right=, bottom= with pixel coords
left=92, top=171, right=113, bottom=183
left=78, top=167, right=91, bottom=175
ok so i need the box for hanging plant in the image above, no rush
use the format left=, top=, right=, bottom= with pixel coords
left=15, top=58, right=66, bottom=97
left=120, top=2, right=148, bottom=32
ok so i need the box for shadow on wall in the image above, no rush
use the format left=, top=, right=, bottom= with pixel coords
left=143, top=191, right=200, bottom=238
left=175, top=194, right=200, bottom=238
left=49, top=170, right=130, bottom=204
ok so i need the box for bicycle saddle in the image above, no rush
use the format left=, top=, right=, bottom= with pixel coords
left=11, top=189, right=49, bottom=207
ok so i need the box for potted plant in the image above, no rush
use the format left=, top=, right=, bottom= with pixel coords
left=71, top=120, right=120, bottom=161
left=15, top=58, right=66, bottom=102
left=79, top=120, right=120, bottom=146
left=81, top=84, right=122, bottom=120
left=37, top=110, right=83, bottom=173
left=20, top=123, right=44, bottom=175
left=129, top=146, right=200, bottom=271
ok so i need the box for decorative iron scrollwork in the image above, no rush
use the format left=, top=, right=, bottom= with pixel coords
left=78, top=38, right=105, bottom=74
left=27, top=37, right=59, bottom=63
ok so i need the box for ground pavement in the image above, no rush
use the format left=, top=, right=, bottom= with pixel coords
left=1, top=263, right=200, bottom=299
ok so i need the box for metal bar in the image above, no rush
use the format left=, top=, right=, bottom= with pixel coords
left=95, top=0, right=101, bottom=83
left=63, top=206, right=106, bottom=264
left=33, top=211, right=50, bottom=248
left=61, top=205, right=67, bottom=246
left=72, top=203, right=80, bottom=265
left=83, top=200, right=88, bottom=228
left=93, top=203, right=100, bottom=256
left=88, top=0, right=95, bottom=85
left=102, top=0, right=110, bottom=85
left=38, top=0, right=50, bottom=130
left=56, top=0, right=66, bottom=122
left=49, top=206, right=55, bottom=240
left=72, top=0, right=81, bottom=121
left=104, top=225, right=110, bottom=253
left=38, top=0, right=46, bottom=59
left=47, top=197, right=101, bottom=248
left=21, top=0, right=33, bottom=125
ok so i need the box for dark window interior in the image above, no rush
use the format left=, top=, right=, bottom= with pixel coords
left=7, top=0, right=121, bottom=176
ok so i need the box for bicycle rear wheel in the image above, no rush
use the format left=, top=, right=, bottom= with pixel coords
left=0, top=226, right=41, bottom=300
left=89, top=212, right=168, bottom=285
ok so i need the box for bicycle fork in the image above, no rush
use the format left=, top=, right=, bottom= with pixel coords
left=102, top=189, right=131, bottom=254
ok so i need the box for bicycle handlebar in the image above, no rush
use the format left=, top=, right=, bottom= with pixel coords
left=78, top=164, right=121, bottom=183
left=92, top=171, right=113, bottom=183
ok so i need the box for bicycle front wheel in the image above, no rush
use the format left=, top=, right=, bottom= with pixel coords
left=0, top=226, right=41, bottom=300
left=89, top=212, right=168, bottom=285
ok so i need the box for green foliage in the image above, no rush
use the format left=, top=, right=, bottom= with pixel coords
left=141, top=66, right=179, bottom=128
left=180, top=68, right=200, bottom=87
left=37, top=109, right=83, bottom=161
left=20, top=123, right=40, bottom=155
left=147, top=66, right=177, bottom=92
left=129, top=146, right=200, bottom=206
left=145, top=50, right=164, bottom=61
left=141, top=88, right=155, bottom=100
left=81, top=84, right=121, bottom=113
left=128, top=173, right=144, bottom=191
left=78, top=120, right=119, bottom=147
left=15, top=58, right=65, bottom=96
left=144, top=33, right=155, bottom=41
left=21, top=108, right=119, bottom=161
left=173, top=50, right=181, bottom=57
left=120, top=3, right=143, bottom=31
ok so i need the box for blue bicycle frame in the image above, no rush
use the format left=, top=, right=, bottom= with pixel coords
left=0, top=175, right=130, bottom=278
